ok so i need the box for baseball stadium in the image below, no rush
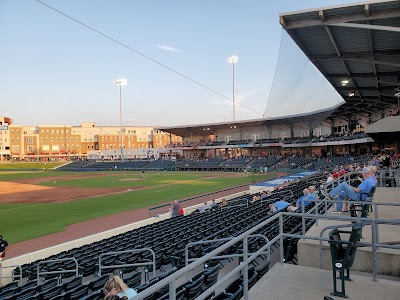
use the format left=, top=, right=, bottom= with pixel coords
left=0, top=1, right=400, bottom=300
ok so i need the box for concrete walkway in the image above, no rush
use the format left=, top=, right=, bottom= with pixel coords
left=247, top=263, right=400, bottom=300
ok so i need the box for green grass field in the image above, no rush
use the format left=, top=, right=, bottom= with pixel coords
left=0, top=171, right=272, bottom=244
left=0, top=162, right=63, bottom=170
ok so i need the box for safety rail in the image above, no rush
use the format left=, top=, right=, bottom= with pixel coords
left=36, top=258, right=78, bottom=282
left=377, top=169, right=399, bottom=188
left=98, top=248, right=156, bottom=280
left=0, top=265, right=22, bottom=282
left=132, top=203, right=400, bottom=300
left=184, top=234, right=271, bottom=276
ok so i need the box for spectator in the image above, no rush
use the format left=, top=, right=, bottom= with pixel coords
left=171, top=200, right=180, bottom=217
left=326, top=173, right=334, bottom=184
left=323, top=166, right=376, bottom=212
left=269, top=200, right=290, bottom=213
left=104, top=276, right=137, bottom=299
left=178, top=205, right=184, bottom=216
left=287, top=187, right=317, bottom=212
left=0, top=235, right=9, bottom=261
left=221, top=198, right=228, bottom=207
left=199, top=202, right=209, bottom=213
left=210, top=199, right=217, bottom=208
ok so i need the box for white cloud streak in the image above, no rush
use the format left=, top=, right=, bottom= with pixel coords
left=157, top=45, right=182, bottom=53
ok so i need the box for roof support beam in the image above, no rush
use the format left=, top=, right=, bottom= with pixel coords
left=327, top=72, right=400, bottom=78
left=323, top=25, right=363, bottom=101
left=341, top=57, right=400, bottom=68
left=282, top=10, right=400, bottom=30
left=311, top=49, right=400, bottom=60
left=337, top=86, right=395, bottom=91
left=329, top=22, right=400, bottom=33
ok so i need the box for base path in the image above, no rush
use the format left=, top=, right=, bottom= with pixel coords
left=8, top=185, right=252, bottom=258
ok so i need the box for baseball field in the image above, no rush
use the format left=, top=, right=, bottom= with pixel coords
left=0, top=163, right=272, bottom=244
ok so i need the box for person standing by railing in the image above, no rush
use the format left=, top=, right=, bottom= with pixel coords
left=0, top=235, right=9, bottom=262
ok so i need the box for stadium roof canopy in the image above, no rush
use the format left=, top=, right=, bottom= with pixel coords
left=156, top=105, right=339, bottom=137
left=280, top=0, right=400, bottom=118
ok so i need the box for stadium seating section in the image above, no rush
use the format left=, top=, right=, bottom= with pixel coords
left=3, top=173, right=332, bottom=300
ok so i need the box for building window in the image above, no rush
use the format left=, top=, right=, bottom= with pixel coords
left=42, top=145, right=49, bottom=151
left=52, top=145, right=59, bottom=151
left=26, top=138, right=34, bottom=144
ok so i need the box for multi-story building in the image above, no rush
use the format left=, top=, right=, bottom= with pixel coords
left=0, top=117, right=182, bottom=160
left=0, top=116, right=13, bottom=160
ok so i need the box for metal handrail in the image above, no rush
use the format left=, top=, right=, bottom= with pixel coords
left=0, top=264, right=22, bottom=282
left=133, top=204, right=400, bottom=300
left=98, top=248, right=156, bottom=279
left=185, top=234, right=271, bottom=266
left=36, top=258, right=78, bottom=282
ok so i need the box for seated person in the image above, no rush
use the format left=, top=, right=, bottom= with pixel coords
left=252, top=193, right=261, bottom=202
left=221, top=198, right=228, bottom=207
left=269, top=200, right=290, bottom=213
left=287, top=186, right=317, bottom=212
left=210, top=199, right=217, bottom=208
left=104, top=276, right=137, bottom=299
left=199, top=202, right=209, bottom=213
left=324, top=166, right=376, bottom=212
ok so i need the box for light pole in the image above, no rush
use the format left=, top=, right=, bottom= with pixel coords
left=113, top=78, right=127, bottom=161
left=227, top=55, right=238, bottom=121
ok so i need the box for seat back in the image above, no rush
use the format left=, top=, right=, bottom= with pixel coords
left=63, top=275, right=82, bottom=292
left=203, top=265, right=219, bottom=289
left=87, top=273, right=109, bottom=291
left=351, top=186, right=376, bottom=218
left=184, top=274, right=204, bottom=300
left=39, top=285, right=63, bottom=300
left=347, top=223, right=364, bottom=269
left=66, top=284, right=89, bottom=299
left=328, top=228, right=345, bottom=260
left=124, top=271, right=142, bottom=289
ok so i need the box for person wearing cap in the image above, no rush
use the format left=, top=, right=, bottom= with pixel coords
left=323, top=166, right=376, bottom=212
left=0, top=235, right=9, bottom=260
left=287, top=186, right=317, bottom=212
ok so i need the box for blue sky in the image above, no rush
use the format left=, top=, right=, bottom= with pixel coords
left=0, top=0, right=362, bottom=127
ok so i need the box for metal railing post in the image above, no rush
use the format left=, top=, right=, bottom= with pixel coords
left=243, top=235, right=249, bottom=300
left=371, top=221, right=378, bottom=282
left=279, top=214, right=284, bottom=265
left=168, top=278, right=176, bottom=299
left=374, top=203, right=379, bottom=250
left=302, top=202, right=306, bottom=239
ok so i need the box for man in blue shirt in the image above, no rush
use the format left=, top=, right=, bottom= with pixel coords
left=287, top=186, right=317, bottom=212
left=269, top=200, right=290, bottom=213
left=325, top=166, right=376, bottom=212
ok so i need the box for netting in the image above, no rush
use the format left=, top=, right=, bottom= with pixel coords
left=264, top=29, right=344, bottom=118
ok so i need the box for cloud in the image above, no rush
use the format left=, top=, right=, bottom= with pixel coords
left=157, top=45, right=182, bottom=53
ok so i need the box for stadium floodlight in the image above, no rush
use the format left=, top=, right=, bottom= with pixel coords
left=341, top=79, right=349, bottom=86
left=227, top=55, right=238, bottom=121
left=114, top=78, right=127, bottom=161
